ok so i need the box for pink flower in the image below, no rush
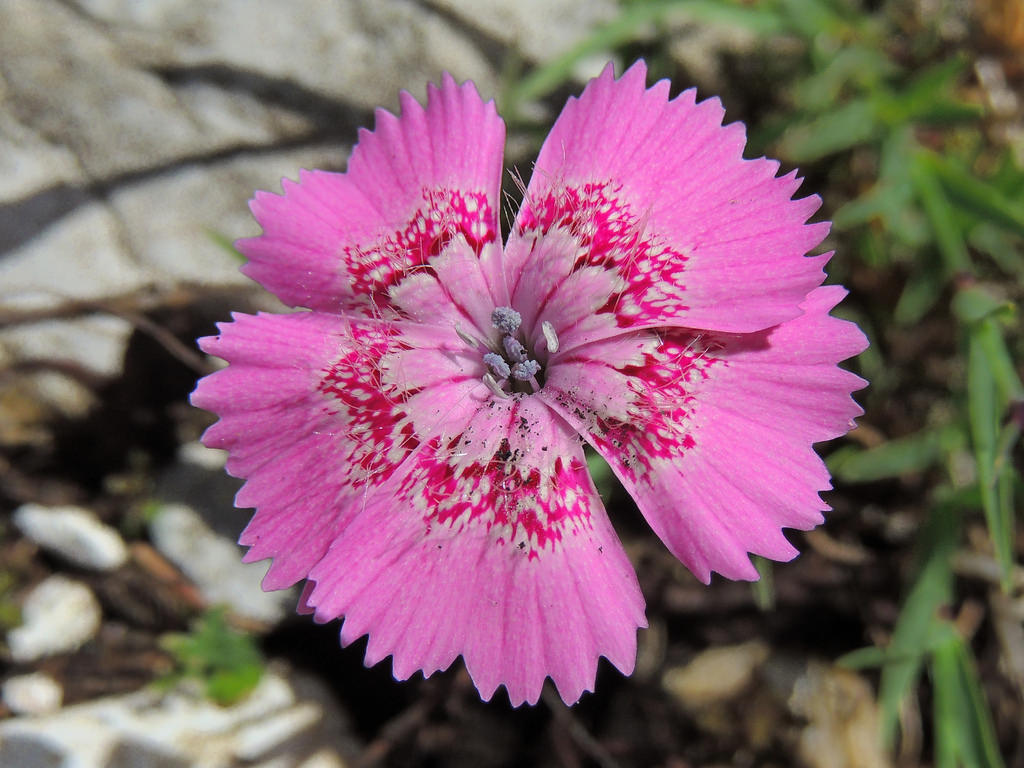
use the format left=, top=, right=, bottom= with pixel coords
left=191, top=61, right=867, bottom=706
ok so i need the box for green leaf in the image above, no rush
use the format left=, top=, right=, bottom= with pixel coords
left=205, top=229, right=246, bottom=263
left=837, top=645, right=887, bottom=670
left=931, top=625, right=1006, bottom=768
left=838, top=641, right=951, bottom=670
left=500, top=0, right=786, bottom=117
left=775, top=0, right=855, bottom=41
left=951, top=285, right=1016, bottom=325
left=833, top=129, right=928, bottom=248
left=910, top=151, right=973, bottom=275
left=877, top=55, right=982, bottom=126
left=827, top=425, right=963, bottom=483
left=878, top=503, right=959, bottom=746
left=206, top=663, right=265, bottom=707
left=777, top=99, right=881, bottom=162
left=894, top=264, right=946, bottom=325
left=931, top=155, right=1024, bottom=238
left=969, top=223, right=1024, bottom=276
left=967, top=323, right=1016, bottom=589
left=974, top=314, right=1024, bottom=402
left=158, top=607, right=265, bottom=706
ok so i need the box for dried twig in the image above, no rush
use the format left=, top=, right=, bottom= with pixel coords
left=352, top=698, right=432, bottom=768
left=542, top=687, right=622, bottom=768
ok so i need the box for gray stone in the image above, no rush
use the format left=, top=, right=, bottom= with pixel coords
left=435, top=0, right=618, bottom=65
left=148, top=503, right=292, bottom=624
left=72, top=0, right=498, bottom=110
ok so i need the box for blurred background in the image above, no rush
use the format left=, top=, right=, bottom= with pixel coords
left=0, top=0, right=1022, bottom=766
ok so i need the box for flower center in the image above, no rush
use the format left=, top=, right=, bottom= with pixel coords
left=477, top=306, right=558, bottom=398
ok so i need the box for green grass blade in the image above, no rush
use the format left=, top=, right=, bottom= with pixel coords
left=205, top=229, right=246, bottom=263
left=827, top=424, right=963, bottom=483
left=776, top=98, right=881, bottom=162
left=951, top=285, right=1016, bottom=326
left=894, top=264, right=946, bottom=324
left=930, top=155, right=1024, bottom=238
left=878, top=503, right=958, bottom=746
left=911, top=150, right=973, bottom=275
left=973, top=313, right=1024, bottom=402
left=500, top=0, right=786, bottom=118
left=931, top=625, right=1007, bottom=768
left=967, top=324, right=1014, bottom=589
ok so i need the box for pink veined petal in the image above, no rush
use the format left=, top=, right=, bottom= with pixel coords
left=540, top=285, right=868, bottom=583
left=510, top=60, right=829, bottom=336
left=239, top=74, right=506, bottom=314
left=303, top=395, right=647, bottom=707
left=190, top=310, right=481, bottom=590
left=505, top=229, right=627, bottom=357
left=387, top=236, right=505, bottom=342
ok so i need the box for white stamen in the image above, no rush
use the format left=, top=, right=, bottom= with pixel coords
left=541, top=320, right=559, bottom=354
left=455, top=325, right=482, bottom=348
left=482, top=372, right=509, bottom=398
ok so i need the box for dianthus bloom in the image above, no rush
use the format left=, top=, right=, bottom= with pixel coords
left=191, top=61, right=867, bottom=706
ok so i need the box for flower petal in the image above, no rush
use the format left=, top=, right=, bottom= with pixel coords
left=239, top=74, right=505, bottom=313
left=191, top=311, right=464, bottom=590
left=388, top=236, right=505, bottom=342
left=541, top=286, right=867, bottom=582
left=512, top=60, right=829, bottom=335
left=303, top=395, right=646, bottom=706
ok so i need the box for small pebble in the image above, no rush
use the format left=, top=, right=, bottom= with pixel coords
left=7, top=575, right=102, bottom=662
left=14, top=503, right=128, bottom=571
left=2, top=673, right=64, bottom=715
left=178, top=440, right=227, bottom=471
left=663, top=641, right=770, bottom=708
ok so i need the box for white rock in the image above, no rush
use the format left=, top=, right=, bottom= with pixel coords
left=7, top=575, right=102, bottom=662
left=74, top=0, right=498, bottom=111
left=178, top=440, right=227, bottom=470
left=435, top=0, right=618, bottom=64
left=298, top=749, right=349, bottom=768
left=103, top=149, right=340, bottom=289
left=234, top=702, right=323, bottom=761
left=14, top=503, right=129, bottom=571
left=149, top=503, right=292, bottom=623
left=0, top=110, right=84, bottom=201
left=0, top=199, right=142, bottom=406
left=1, top=673, right=64, bottom=716
left=0, top=667, right=351, bottom=768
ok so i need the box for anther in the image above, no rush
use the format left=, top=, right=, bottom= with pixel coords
left=541, top=320, right=559, bottom=354
left=491, top=306, right=522, bottom=335
left=511, top=360, right=541, bottom=381
left=483, top=352, right=511, bottom=380
left=503, top=336, right=527, bottom=363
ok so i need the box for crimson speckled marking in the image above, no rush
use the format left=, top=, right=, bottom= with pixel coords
left=517, top=182, right=690, bottom=326
left=345, top=188, right=496, bottom=299
left=317, top=321, right=419, bottom=487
